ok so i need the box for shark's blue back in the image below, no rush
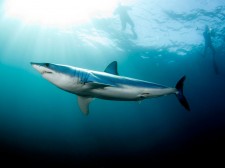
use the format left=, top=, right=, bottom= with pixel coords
left=87, top=71, right=168, bottom=89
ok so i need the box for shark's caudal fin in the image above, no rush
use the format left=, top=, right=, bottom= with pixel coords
left=175, top=76, right=190, bottom=111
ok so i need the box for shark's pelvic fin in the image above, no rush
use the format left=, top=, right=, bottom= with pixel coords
left=77, top=96, right=93, bottom=115
left=104, top=61, right=119, bottom=75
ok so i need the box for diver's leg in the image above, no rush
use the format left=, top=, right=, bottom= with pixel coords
left=127, top=17, right=134, bottom=29
left=127, top=19, right=137, bottom=38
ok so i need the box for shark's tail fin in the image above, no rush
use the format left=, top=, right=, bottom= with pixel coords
left=175, top=76, right=190, bottom=111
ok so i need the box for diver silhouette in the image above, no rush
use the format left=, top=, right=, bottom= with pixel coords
left=114, top=3, right=137, bottom=38
left=203, top=25, right=218, bottom=74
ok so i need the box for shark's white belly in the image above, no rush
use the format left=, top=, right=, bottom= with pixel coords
left=90, top=86, right=140, bottom=100
left=86, top=85, right=176, bottom=101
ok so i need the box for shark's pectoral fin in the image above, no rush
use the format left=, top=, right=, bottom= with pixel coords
left=77, top=96, right=93, bottom=115
left=86, top=73, right=114, bottom=88
left=87, top=82, right=111, bottom=89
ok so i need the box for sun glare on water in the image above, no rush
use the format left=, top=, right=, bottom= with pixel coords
left=4, top=0, right=122, bottom=27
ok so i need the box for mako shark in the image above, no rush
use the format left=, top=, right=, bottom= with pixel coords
left=31, top=61, right=190, bottom=115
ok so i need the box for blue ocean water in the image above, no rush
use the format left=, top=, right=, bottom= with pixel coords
left=0, top=0, right=225, bottom=166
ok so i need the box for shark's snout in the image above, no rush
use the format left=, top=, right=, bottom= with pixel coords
left=31, top=62, right=53, bottom=74
left=30, top=62, right=36, bottom=65
left=30, top=62, right=48, bottom=67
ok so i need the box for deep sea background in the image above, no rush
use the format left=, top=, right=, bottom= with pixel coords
left=0, top=0, right=225, bottom=167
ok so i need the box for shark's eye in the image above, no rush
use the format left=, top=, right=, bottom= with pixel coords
left=45, top=63, right=50, bottom=67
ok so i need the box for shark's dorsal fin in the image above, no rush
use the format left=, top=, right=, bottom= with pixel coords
left=77, top=96, right=93, bottom=115
left=104, top=61, right=119, bottom=75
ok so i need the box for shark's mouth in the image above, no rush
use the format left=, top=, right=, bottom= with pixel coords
left=41, top=70, right=53, bottom=74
